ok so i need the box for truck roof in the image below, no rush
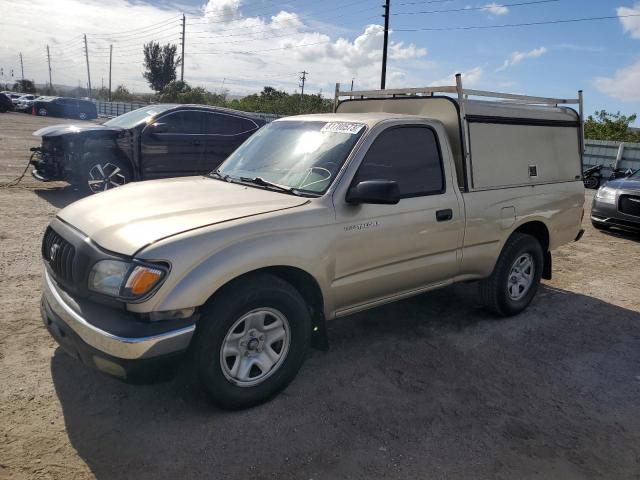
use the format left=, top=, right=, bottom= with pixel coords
left=277, top=112, right=423, bottom=128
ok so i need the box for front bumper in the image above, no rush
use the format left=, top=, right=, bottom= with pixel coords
left=591, top=198, right=640, bottom=232
left=41, top=270, right=196, bottom=379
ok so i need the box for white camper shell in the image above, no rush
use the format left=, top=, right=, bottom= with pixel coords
left=334, top=74, right=584, bottom=192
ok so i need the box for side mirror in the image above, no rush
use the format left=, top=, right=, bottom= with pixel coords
left=346, top=180, right=400, bottom=205
left=149, top=122, right=169, bottom=134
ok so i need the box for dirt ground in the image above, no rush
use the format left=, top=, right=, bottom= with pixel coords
left=1, top=112, right=639, bottom=480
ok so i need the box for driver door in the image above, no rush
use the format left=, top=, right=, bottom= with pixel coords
left=140, top=110, right=207, bottom=179
left=332, top=125, right=463, bottom=313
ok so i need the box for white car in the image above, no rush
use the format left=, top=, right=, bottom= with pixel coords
left=15, top=94, right=38, bottom=112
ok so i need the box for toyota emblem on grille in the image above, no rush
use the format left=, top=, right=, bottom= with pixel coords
left=50, top=243, right=60, bottom=261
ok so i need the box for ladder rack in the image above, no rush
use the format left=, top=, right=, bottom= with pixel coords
left=333, top=73, right=585, bottom=181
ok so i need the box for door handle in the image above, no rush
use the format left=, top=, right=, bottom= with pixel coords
left=436, top=209, right=453, bottom=222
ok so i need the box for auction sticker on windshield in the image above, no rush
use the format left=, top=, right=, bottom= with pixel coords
left=320, top=122, right=365, bottom=135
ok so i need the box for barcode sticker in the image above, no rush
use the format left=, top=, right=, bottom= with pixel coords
left=320, top=122, right=365, bottom=135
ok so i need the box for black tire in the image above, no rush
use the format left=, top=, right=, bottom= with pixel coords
left=192, top=273, right=311, bottom=409
left=78, top=111, right=87, bottom=120
left=76, top=155, right=132, bottom=194
left=479, top=233, right=544, bottom=317
left=583, top=177, right=599, bottom=189
left=591, top=221, right=610, bottom=231
left=38, top=107, right=48, bottom=116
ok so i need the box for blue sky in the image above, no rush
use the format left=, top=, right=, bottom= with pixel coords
left=1, top=0, right=639, bottom=121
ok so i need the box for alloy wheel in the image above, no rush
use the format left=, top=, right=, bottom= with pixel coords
left=87, top=162, right=127, bottom=193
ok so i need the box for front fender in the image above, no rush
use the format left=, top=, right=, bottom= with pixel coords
left=129, top=216, right=336, bottom=315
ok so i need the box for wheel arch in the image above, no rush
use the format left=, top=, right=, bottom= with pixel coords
left=204, top=265, right=329, bottom=351
left=511, top=220, right=552, bottom=279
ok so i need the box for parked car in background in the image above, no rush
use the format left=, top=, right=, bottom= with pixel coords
left=5, top=92, right=23, bottom=104
left=0, top=93, right=14, bottom=112
left=30, top=104, right=265, bottom=193
left=14, top=93, right=35, bottom=106
left=32, top=96, right=97, bottom=120
left=16, top=94, right=41, bottom=112
left=591, top=169, right=640, bottom=233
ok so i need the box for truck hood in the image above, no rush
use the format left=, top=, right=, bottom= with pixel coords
left=33, top=124, right=123, bottom=137
left=57, top=176, right=309, bottom=256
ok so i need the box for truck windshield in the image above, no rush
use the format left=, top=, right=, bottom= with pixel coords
left=103, top=105, right=176, bottom=129
left=216, top=120, right=365, bottom=194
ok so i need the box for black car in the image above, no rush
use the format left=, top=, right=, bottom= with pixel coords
left=30, top=104, right=265, bottom=193
left=591, top=170, right=640, bottom=233
left=0, top=93, right=14, bottom=112
left=32, top=96, right=98, bottom=120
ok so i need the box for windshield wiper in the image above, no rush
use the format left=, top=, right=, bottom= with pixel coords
left=207, top=169, right=230, bottom=181
left=238, top=176, right=301, bottom=195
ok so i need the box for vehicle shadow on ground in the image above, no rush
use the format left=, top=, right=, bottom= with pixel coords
left=34, top=186, right=86, bottom=208
left=595, top=227, right=640, bottom=243
left=50, top=284, right=640, bottom=480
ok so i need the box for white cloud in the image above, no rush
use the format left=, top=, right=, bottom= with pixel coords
left=618, top=3, right=640, bottom=39
left=0, top=0, right=428, bottom=96
left=596, top=60, right=640, bottom=101
left=485, top=3, right=509, bottom=16
left=204, top=0, right=243, bottom=24
left=497, top=47, right=547, bottom=71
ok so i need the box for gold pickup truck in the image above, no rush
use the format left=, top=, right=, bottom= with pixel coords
left=40, top=76, right=585, bottom=408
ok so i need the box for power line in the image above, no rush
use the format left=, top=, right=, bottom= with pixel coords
left=395, top=13, right=640, bottom=31
left=394, top=0, right=560, bottom=15
left=90, top=16, right=181, bottom=38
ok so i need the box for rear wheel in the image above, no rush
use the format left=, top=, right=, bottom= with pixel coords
left=192, top=273, right=311, bottom=409
left=38, top=107, right=48, bottom=116
left=479, top=233, right=543, bottom=316
left=78, top=112, right=87, bottom=120
left=78, top=156, right=131, bottom=194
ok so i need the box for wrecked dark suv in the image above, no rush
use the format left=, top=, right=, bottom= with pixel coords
left=31, top=104, right=265, bottom=193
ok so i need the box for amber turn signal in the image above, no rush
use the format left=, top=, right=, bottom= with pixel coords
left=125, top=266, right=165, bottom=296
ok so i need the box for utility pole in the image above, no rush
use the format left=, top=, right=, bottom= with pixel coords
left=180, top=14, right=186, bottom=82
left=108, top=44, right=113, bottom=101
left=351, top=77, right=354, bottom=91
left=19, top=52, right=24, bottom=80
left=381, top=0, right=390, bottom=89
left=83, top=34, right=92, bottom=98
left=46, top=46, right=53, bottom=89
left=299, top=70, right=307, bottom=111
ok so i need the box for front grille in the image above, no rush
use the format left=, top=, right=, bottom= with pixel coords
left=42, top=227, right=76, bottom=283
left=619, top=195, right=640, bottom=217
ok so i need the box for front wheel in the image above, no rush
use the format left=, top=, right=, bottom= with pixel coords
left=192, top=273, right=311, bottom=409
left=78, top=156, right=132, bottom=194
left=583, top=177, right=599, bottom=189
left=479, top=233, right=543, bottom=316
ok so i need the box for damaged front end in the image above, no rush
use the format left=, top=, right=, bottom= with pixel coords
left=30, top=136, right=80, bottom=182
left=30, top=124, right=134, bottom=186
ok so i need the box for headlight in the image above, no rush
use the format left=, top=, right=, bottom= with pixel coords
left=595, top=186, right=617, bottom=204
left=88, top=260, right=168, bottom=300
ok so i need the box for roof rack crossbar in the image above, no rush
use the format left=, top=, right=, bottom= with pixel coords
left=334, top=79, right=579, bottom=107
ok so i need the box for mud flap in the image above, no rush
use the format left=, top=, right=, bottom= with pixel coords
left=542, top=251, right=552, bottom=280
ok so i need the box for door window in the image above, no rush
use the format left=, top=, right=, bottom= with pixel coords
left=354, top=126, right=444, bottom=197
left=206, top=113, right=256, bottom=135
left=159, top=111, right=206, bottom=134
